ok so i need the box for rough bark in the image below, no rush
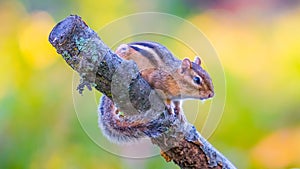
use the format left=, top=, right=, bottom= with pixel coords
left=48, top=15, right=236, bottom=169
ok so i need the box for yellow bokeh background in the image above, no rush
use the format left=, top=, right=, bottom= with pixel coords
left=1, top=0, right=300, bottom=169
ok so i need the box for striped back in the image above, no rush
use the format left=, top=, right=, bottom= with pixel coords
left=128, top=41, right=181, bottom=70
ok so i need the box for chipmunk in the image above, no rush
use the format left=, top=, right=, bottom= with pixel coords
left=98, top=41, right=214, bottom=143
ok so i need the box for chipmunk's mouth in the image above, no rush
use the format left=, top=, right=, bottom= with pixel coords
left=199, top=91, right=214, bottom=100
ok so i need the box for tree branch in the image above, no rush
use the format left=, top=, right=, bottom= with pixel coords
left=49, top=15, right=236, bottom=169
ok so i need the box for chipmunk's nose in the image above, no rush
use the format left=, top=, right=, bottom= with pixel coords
left=207, top=91, right=214, bottom=98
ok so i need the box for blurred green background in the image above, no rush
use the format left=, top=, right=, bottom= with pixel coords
left=1, top=0, right=300, bottom=169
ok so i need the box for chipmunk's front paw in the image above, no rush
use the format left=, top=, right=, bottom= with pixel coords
left=174, top=106, right=180, bottom=115
left=166, top=104, right=173, bottom=115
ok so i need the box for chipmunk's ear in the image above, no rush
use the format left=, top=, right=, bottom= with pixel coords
left=181, top=58, right=192, bottom=70
left=194, top=56, right=201, bottom=65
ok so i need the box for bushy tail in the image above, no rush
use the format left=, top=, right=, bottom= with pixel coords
left=98, top=95, right=148, bottom=144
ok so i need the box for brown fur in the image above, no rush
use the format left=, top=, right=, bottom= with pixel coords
left=98, top=42, right=214, bottom=143
left=115, top=43, right=214, bottom=115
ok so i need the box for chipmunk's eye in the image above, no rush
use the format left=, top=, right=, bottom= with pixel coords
left=193, top=76, right=202, bottom=85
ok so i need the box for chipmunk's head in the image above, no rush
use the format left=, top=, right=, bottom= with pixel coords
left=179, top=56, right=214, bottom=100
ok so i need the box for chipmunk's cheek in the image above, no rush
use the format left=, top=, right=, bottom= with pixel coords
left=199, top=91, right=206, bottom=99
